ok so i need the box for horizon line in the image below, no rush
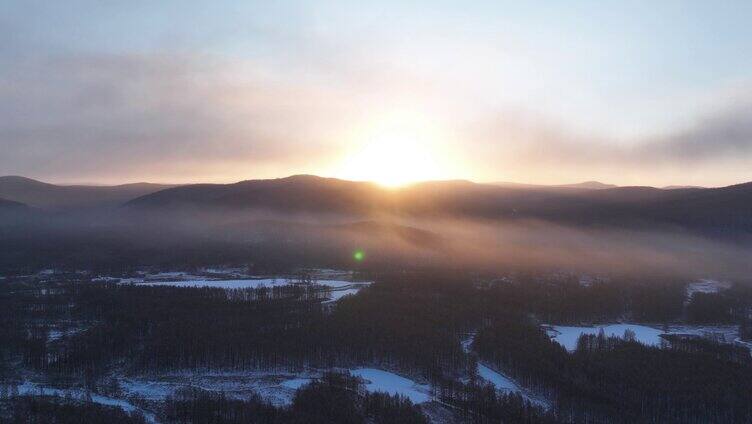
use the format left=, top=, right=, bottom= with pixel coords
left=0, top=173, right=727, bottom=190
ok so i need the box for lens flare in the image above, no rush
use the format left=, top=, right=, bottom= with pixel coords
left=353, top=249, right=365, bottom=262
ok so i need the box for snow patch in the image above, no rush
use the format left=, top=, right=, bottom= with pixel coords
left=14, top=382, right=157, bottom=423
left=323, top=288, right=362, bottom=303
left=686, top=279, right=731, bottom=298
left=279, top=378, right=312, bottom=390
left=136, top=278, right=367, bottom=290
left=545, top=324, right=663, bottom=351
left=477, top=364, right=517, bottom=391
left=349, top=368, right=431, bottom=404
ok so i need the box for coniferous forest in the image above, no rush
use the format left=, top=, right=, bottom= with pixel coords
left=1, top=270, right=751, bottom=423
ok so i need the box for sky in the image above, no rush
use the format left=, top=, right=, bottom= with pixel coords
left=2, top=1, right=752, bottom=187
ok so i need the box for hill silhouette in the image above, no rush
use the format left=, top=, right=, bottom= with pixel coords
left=0, top=176, right=176, bottom=209
left=126, top=175, right=752, bottom=238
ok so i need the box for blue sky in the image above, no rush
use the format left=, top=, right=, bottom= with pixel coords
left=2, top=1, right=752, bottom=186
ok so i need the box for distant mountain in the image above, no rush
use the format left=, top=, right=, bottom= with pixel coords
left=662, top=185, right=705, bottom=190
left=493, top=180, right=617, bottom=190
left=557, top=181, right=617, bottom=190
left=0, top=176, right=177, bottom=209
left=127, top=175, right=388, bottom=215
left=126, top=175, right=752, bottom=239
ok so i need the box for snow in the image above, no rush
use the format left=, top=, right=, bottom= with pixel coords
left=461, top=332, right=549, bottom=408
left=686, top=279, right=731, bottom=298
left=546, top=324, right=664, bottom=351
left=324, top=288, right=361, bottom=303
left=663, top=325, right=739, bottom=343
left=280, top=378, right=312, bottom=390
left=119, top=370, right=323, bottom=406
left=139, top=279, right=291, bottom=289
left=460, top=333, right=475, bottom=353
left=91, top=276, right=120, bottom=283
left=477, top=364, right=517, bottom=391
left=119, top=380, right=174, bottom=400
left=47, top=327, right=84, bottom=342
left=349, top=368, right=431, bottom=404
left=201, top=266, right=250, bottom=276
left=14, top=382, right=157, bottom=423
left=88, top=394, right=139, bottom=413
left=146, top=271, right=206, bottom=280
left=136, top=278, right=367, bottom=290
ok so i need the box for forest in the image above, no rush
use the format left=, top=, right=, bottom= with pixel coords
left=1, top=271, right=751, bottom=423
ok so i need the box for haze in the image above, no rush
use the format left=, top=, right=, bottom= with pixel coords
left=3, top=1, right=752, bottom=187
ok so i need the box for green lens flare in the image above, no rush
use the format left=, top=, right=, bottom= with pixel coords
left=353, top=250, right=365, bottom=261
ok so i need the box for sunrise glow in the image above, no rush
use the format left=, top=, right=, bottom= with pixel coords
left=333, top=110, right=453, bottom=187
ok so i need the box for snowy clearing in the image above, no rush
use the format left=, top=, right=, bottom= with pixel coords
left=279, top=378, right=313, bottom=390
left=349, top=368, right=431, bottom=404
left=138, top=279, right=292, bottom=289
left=324, top=288, right=362, bottom=302
left=545, top=324, right=663, bottom=351
left=136, top=278, right=367, bottom=290
left=119, top=370, right=322, bottom=407
left=477, top=364, right=517, bottom=391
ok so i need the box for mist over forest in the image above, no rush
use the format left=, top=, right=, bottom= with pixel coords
left=4, top=2, right=752, bottom=422
left=2, top=175, right=752, bottom=280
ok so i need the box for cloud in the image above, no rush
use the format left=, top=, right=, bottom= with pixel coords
left=645, top=99, right=752, bottom=161
left=471, top=93, right=752, bottom=184
left=0, top=51, right=361, bottom=183
left=1, top=32, right=751, bottom=186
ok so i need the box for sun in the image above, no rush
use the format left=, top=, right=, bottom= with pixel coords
left=335, top=117, right=450, bottom=187
left=336, top=135, right=443, bottom=187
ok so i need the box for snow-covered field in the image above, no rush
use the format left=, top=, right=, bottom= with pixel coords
left=138, top=279, right=293, bottom=289
left=545, top=323, right=746, bottom=352
left=92, top=268, right=362, bottom=285
left=12, top=363, right=556, bottom=420
left=545, top=324, right=664, bottom=351
left=119, top=370, right=321, bottom=407
left=121, top=368, right=431, bottom=407
left=132, top=278, right=370, bottom=303
left=137, top=278, right=365, bottom=290
left=476, top=364, right=517, bottom=391
left=349, top=368, right=431, bottom=404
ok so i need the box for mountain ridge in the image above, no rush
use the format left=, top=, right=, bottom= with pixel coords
left=124, top=175, right=752, bottom=238
left=0, top=176, right=178, bottom=209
